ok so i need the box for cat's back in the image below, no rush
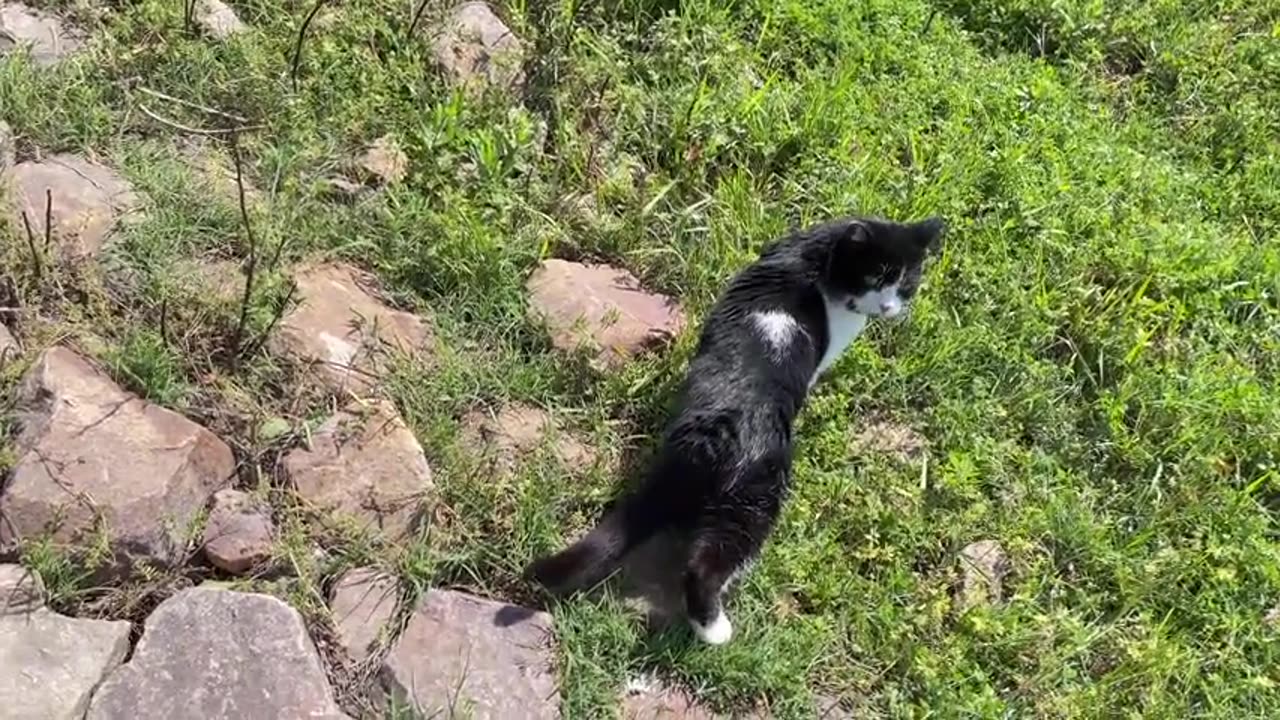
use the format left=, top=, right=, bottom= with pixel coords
left=682, top=250, right=823, bottom=412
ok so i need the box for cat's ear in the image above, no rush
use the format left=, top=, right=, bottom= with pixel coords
left=909, top=216, right=945, bottom=253
left=825, top=221, right=870, bottom=275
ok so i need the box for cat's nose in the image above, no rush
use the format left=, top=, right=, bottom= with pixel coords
left=880, top=301, right=899, bottom=316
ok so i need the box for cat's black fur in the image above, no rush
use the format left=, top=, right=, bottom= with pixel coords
left=526, top=215, right=944, bottom=642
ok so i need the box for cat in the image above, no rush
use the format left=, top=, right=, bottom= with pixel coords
left=525, top=215, right=945, bottom=645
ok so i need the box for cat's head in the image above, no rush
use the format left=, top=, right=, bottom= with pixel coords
left=820, top=216, right=945, bottom=318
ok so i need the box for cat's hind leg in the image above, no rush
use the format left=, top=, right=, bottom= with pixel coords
left=682, top=481, right=783, bottom=645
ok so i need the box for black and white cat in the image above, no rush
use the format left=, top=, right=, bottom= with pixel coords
left=526, top=215, right=944, bottom=645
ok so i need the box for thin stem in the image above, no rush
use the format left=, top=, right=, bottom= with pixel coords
left=290, top=0, right=330, bottom=91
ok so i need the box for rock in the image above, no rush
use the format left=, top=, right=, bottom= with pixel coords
left=0, top=563, right=43, bottom=614
left=0, top=323, right=18, bottom=365
left=526, top=259, right=685, bottom=369
left=85, top=586, right=350, bottom=719
left=814, top=694, right=856, bottom=719
left=321, top=176, right=368, bottom=202
left=4, top=155, right=141, bottom=263
left=195, top=0, right=245, bottom=40
left=0, top=347, right=235, bottom=570
left=357, top=135, right=408, bottom=186
left=201, top=489, right=274, bottom=574
left=850, top=417, right=927, bottom=462
left=957, top=539, right=1009, bottom=610
left=430, top=2, right=525, bottom=93
left=187, top=258, right=246, bottom=304
left=0, top=120, right=13, bottom=170
left=459, top=402, right=595, bottom=475
left=175, top=137, right=260, bottom=206
left=381, top=589, right=558, bottom=719
left=282, top=399, right=434, bottom=540
left=329, top=567, right=399, bottom=663
left=269, top=262, right=431, bottom=394
left=0, top=564, right=132, bottom=720
left=623, top=678, right=716, bottom=720
left=0, top=3, right=83, bottom=66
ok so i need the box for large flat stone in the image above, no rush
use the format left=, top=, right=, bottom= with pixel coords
left=459, top=402, right=595, bottom=476
left=86, top=586, right=350, bottom=719
left=282, top=399, right=434, bottom=540
left=527, top=259, right=685, bottom=369
left=0, top=3, right=82, bottom=66
left=270, top=263, right=431, bottom=394
left=0, top=347, right=235, bottom=570
left=329, top=567, right=399, bottom=664
left=383, top=589, right=558, bottom=719
left=0, top=564, right=132, bottom=720
left=3, top=155, right=140, bottom=262
left=430, top=2, right=524, bottom=93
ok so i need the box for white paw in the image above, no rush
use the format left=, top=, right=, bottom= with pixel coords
left=691, top=611, right=733, bottom=645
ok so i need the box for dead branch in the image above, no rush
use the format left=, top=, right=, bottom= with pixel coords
left=290, top=0, right=331, bottom=91
left=139, top=104, right=264, bottom=136
left=43, top=188, right=53, bottom=250
left=229, top=137, right=258, bottom=364
left=407, top=0, right=431, bottom=38
left=19, top=211, right=42, bottom=284
left=138, top=86, right=250, bottom=123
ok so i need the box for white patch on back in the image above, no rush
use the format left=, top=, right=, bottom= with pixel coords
left=813, top=292, right=868, bottom=384
left=750, top=310, right=801, bottom=361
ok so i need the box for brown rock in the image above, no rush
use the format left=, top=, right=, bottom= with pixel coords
left=195, top=0, right=245, bottom=40
left=357, top=135, right=408, bottom=186
left=269, top=262, right=431, bottom=394
left=1, top=347, right=235, bottom=569
left=191, top=258, right=246, bottom=304
left=321, top=176, right=368, bottom=202
left=0, top=3, right=82, bottom=66
left=4, top=155, right=140, bottom=262
left=382, top=589, right=558, bottom=719
left=85, top=586, right=350, bottom=719
left=329, top=567, right=399, bottom=663
left=201, top=489, right=273, bottom=574
left=0, top=563, right=43, bottom=615
left=815, top=694, right=856, bottom=719
left=430, top=2, right=525, bottom=93
left=282, top=399, right=433, bottom=540
left=459, top=402, right=595, bottom=475
left=175, top=137, right=260, bottom=206
left=0, top=323, right=19, bottom=365
left=527, top=259, right=685, bottom=368
left=0, top=564, right=132, bottom=720
left=0, top=120, right=13, bottom=170
left=623, top=679, right=717, bottom=719
left=958, top=539, right=1009, bottom=610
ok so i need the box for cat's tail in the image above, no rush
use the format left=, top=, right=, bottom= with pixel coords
left=525, top=487, right=667, bottom=595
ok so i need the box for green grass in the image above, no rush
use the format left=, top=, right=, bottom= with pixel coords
left=2, top=0, right=1279, bottom=717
